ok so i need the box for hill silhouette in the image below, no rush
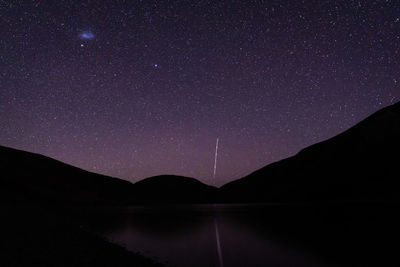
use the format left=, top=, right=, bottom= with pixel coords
left=131, top=175, right=216, bottom=203
left=0, top=146, right=215, bottom=204
left=1, top=102, right=399, bottom=205
left=0, top=147, right=166, bottom=266
left=220, top=102, right=400, bottom=203
left=0, top=145, right=134, bottom=204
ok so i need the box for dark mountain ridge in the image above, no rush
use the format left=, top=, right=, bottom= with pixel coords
left=220, top=102, right=400, bottom=202
left=0, top=145, right=134, bottom=204
left=1, top=102, right=399, bottom=204
left=0, top=146, right=215, bottom=204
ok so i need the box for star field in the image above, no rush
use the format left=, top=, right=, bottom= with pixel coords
left=1, top=0, right=399, bottom=186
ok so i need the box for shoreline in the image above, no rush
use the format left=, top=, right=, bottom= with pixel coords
left=0, top=204, right=164, bottom=267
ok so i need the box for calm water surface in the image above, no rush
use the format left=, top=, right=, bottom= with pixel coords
left=85, top=204, right=346, bottom=267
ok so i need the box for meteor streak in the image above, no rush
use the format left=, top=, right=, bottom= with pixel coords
left=213, top=138, right=219, bottom=179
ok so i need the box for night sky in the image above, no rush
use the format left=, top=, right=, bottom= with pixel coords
left=1, top=1, right=399, bottom=186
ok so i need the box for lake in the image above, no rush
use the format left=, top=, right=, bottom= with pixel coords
left=80, top=203, right=400, bottom=267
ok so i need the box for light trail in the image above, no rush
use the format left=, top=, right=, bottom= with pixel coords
left=213, top=138, right=219, bottom=179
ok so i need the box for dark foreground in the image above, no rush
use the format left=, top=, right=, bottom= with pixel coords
left=80, top=203, right=400, bottom=267
left=2, top=203, right=400, bottom=267
left=0, top=204, right=163, bottom=267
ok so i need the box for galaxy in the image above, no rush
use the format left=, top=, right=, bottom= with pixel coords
left=79, top=31, right=95, bottom=40
left=1, top=0, right=399, bottom=186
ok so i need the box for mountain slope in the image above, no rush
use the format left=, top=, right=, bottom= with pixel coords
left=2, top=102, right=399, bottom=204
left=0, top=146, right=215, bottom=204
left=220, top=102, right=400, bottom=203
left=0, top=145, right=134, bottom=204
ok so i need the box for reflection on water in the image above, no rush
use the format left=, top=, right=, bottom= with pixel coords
left=214, top=217, right=224, bottom=267
left=82, top=204, right=400, bottom=267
